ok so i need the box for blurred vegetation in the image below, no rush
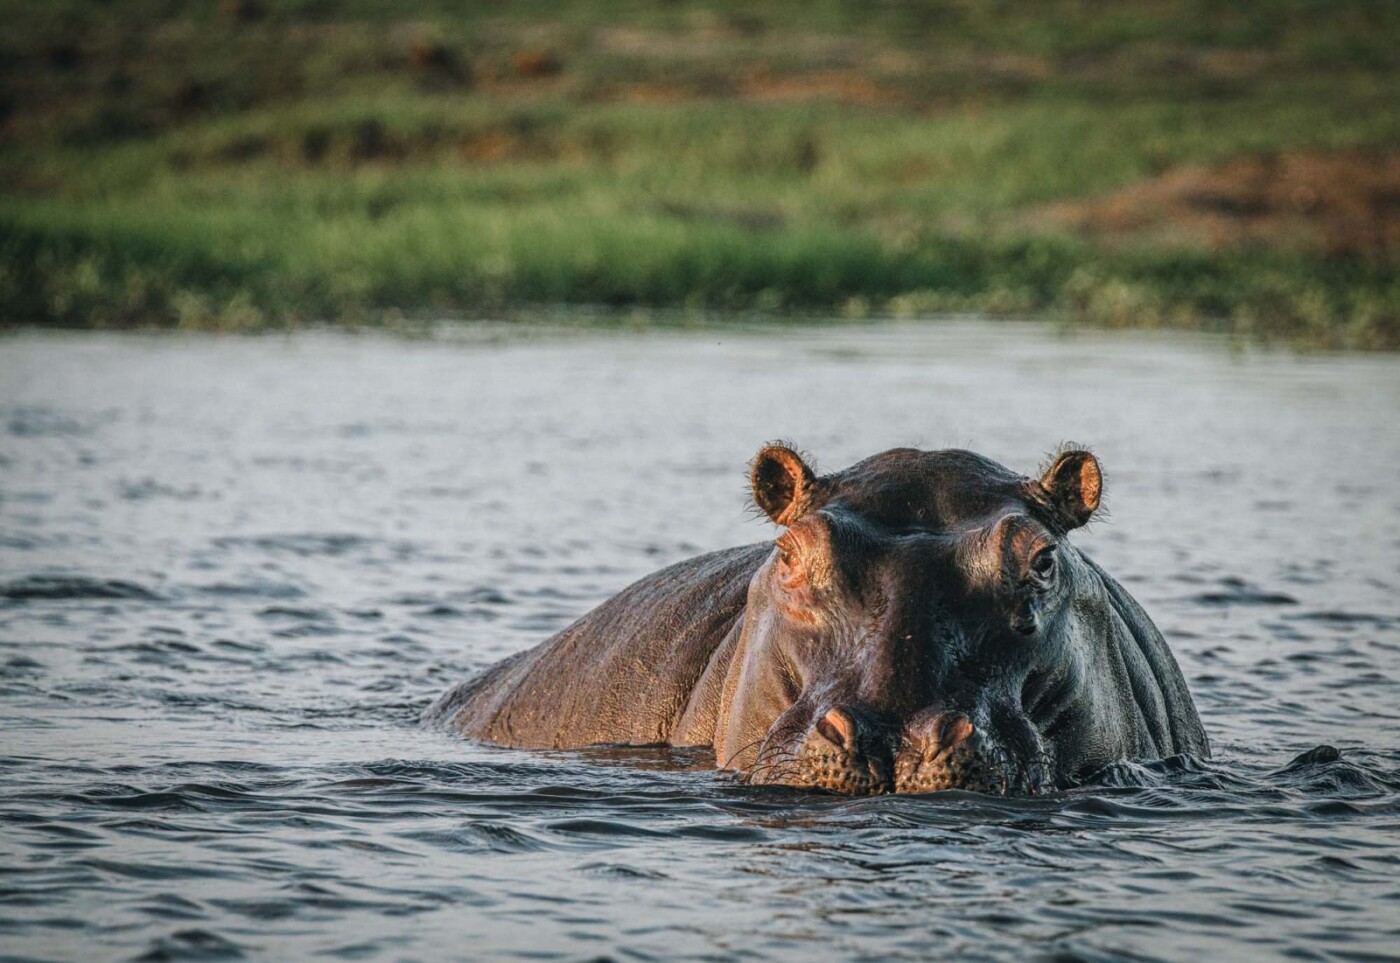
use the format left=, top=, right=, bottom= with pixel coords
left=2, top=0, right=1399, bottom=346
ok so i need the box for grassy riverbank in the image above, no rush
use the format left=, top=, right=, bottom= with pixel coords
left=4, top=1, right=1399, bottom=346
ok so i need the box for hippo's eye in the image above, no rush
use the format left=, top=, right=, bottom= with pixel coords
left=1029, top=547, right=1057, bottom=583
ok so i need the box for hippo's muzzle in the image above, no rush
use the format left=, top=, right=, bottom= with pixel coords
left=742, top=704, right=1050, bottom=795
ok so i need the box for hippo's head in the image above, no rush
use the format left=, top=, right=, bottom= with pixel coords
left=713, top=444, right=1196, bottom=795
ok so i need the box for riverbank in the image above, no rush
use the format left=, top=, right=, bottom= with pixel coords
left=4, top=1, right=1398, bottom=347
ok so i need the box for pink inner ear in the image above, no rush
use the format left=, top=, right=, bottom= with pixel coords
left=1036, top=450, right=1102, bottom=528
left=752, top=446, right=815, bottom=524
left=1078, top=456, right=1102, bottom=511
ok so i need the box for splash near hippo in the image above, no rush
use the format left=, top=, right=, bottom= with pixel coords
left=425, top=445, right=1209, bottom=794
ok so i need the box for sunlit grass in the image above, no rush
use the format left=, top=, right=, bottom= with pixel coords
left=3, top=0, right=1399, bottom=346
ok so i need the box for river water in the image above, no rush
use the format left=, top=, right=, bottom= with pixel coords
left=1, top=321, right=1398, bottom=961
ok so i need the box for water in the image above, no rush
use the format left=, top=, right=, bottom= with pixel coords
left=2, top=321, right=1399, bottom=962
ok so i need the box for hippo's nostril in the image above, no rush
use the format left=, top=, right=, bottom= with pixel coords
left=937, top=713, right=975, bottom=751
left=815, top=707, right=857, bottom=752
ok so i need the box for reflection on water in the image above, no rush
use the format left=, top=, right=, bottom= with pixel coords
left=2, top=322, right=1398, bottom=961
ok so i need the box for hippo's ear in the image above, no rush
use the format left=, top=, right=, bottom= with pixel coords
left=751, top=444, right=817, bottom=525
left=1035, top=449, right=1102, bottom=530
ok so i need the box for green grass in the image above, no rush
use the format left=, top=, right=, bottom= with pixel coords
left=3, top=0, right=1399, bottom=346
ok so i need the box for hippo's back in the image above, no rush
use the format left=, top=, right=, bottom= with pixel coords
left=423, top=544, right=766, bottom=748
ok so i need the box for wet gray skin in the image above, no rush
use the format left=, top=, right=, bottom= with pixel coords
left=426, top=445, right=1209, bottom=794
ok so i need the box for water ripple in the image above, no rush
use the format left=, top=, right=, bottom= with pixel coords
left=1, top=326, right=1398, bottom=961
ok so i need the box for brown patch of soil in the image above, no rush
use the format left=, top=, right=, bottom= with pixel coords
left=604, top=83, right=701, bottom=105
left=406, top=39, right=472, bottom=89
left=455, top=128, right=559, bottom=164
left=593, top=68, right=905, bottom=109
left=739, top=69, right=903, bottom=108
left=1038, top=150, right=1400, bottom=260
left=512, top=50, right=562, bottom=79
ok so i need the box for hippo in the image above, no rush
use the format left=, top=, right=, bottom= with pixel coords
left=424, top=445, right=1209, bottom=794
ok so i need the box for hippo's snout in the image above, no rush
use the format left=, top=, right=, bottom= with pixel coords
left=743, top=705, right=1035, bottom=796
left=746, top=706, right=895, bottom=794
left=894, top=710, right=1005, bottom=794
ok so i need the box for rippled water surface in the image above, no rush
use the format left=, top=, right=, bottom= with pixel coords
left=3, top=322, right=1399, bottom=961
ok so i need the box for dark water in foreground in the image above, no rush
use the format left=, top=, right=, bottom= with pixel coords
left=2, top=323, right=1399, bottom=962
